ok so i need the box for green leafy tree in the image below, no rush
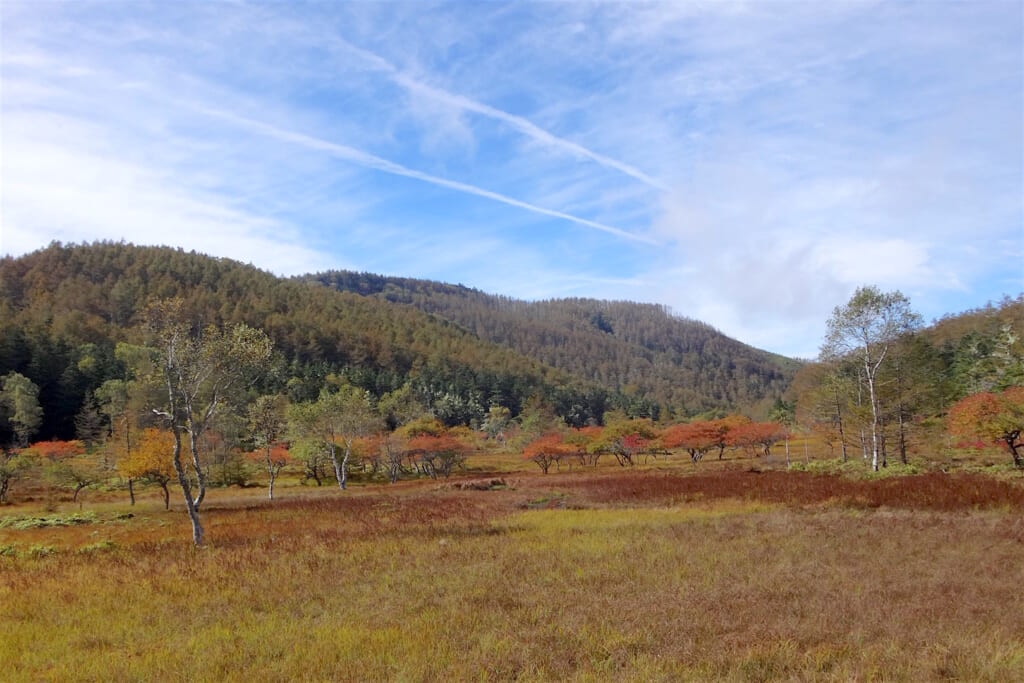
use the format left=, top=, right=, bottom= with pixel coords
left=792, top=363, right=853, bottom=461
left=288, top=385, right=379, bottom=490
left=515, top=394, right=563, bottom=449
left=1, top=372, right=43, bottom=447
left=592, top=413, right=659, bottom=466
left=290, top=438, right=330, bottom=486
left=0, top=373, right=43, bottom=503
left=768, top=399, right=796, bottom=465
left=378, top=383, right=426, bottom=431
left=481, top=405, right=512, bottom=446
left=821, top=287, right=921, bottom=471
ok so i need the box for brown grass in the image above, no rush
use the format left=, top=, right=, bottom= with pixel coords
left=2, top=466, right=1023, bottom=681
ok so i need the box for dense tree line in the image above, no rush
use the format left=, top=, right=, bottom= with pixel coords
left=0, top=242, right=618, bottom=441
left=792, top=289, right=1024, bottom=469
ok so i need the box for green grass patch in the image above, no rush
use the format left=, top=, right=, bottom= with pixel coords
left=0, top=511, right=99, bottom=530
left=788, top=457, right=925, bottom=478
left=0, top=510, right=136, bottom=530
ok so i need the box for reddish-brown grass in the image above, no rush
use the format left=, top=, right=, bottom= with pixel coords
left=541, top=467, right=1024, bottom=511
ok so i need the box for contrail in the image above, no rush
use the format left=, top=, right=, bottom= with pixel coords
left=328, top=37, right=669, bottom=192
left=195, top=105, right=658, bottom=246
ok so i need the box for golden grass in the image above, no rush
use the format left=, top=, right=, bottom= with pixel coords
left=2, top=467, right=1023, bottom=681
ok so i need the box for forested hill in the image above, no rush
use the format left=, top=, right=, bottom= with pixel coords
left=1, top=242, right=803, bottom=443
left=0, top=242, right=599, bottom=440
left=308, top=271, right=802, bottom=416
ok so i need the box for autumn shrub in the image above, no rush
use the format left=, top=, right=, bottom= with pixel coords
left=949, top=386, right=1024, bottom=468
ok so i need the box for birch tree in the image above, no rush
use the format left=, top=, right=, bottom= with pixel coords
left=288, top=385, right=379, bottom=490
left=145, top=299, right=272, bottom=546
left=820, top=286, right=920, bottom=471
left=248, top=394, right=288, bottom=500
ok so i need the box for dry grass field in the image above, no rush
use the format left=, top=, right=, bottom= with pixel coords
left=2, top=458, right=1023, bottom=681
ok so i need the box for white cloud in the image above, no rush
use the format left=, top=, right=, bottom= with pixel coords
left=0, top=113, right=333, bottom=275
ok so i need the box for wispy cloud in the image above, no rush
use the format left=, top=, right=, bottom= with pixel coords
left=391, top=73, right=669, bottom=192
left=310, top=24, right=668, bottom=190
left=1, top=114, right=334, bottom=276
left=189, top=103, right=657, bottom=246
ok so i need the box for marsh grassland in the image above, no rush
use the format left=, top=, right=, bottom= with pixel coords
left=2, top=463, right=1023, bottom=682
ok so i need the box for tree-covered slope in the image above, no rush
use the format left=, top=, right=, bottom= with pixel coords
left=0, top=242, right=599, bottom=440
left=310, top=271, right=802, bottom=416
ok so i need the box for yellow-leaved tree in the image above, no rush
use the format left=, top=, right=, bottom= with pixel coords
left=117, top=428, right=176, bottom=510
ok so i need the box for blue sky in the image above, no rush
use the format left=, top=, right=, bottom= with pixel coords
left=1, top=1, right=1021, bottom=358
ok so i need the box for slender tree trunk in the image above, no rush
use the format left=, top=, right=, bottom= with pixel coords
left=265, top=445, right=276, bottom=500
left=329, top=442, right=345, bottom=489
left=867, top=370, right=880, bottom=472
left=161, top=481, right=170, bottom=510
left=833, top=386, right=848, bottom=463
left=187, top=427, right=207, bottom=509
left=307, top=465, right=322, bottom=486
left=340, top=440, right=352, bottom=490
left=128, top=477, right=135, bottom=506
left=879, top=416, right=888, bottom=468
left=171, top=428, right=204, bottom=546
left=897, top=400, right=908, bottom=465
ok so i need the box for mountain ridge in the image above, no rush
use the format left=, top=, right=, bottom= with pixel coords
left=307, top=269, right=801, bottom=417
